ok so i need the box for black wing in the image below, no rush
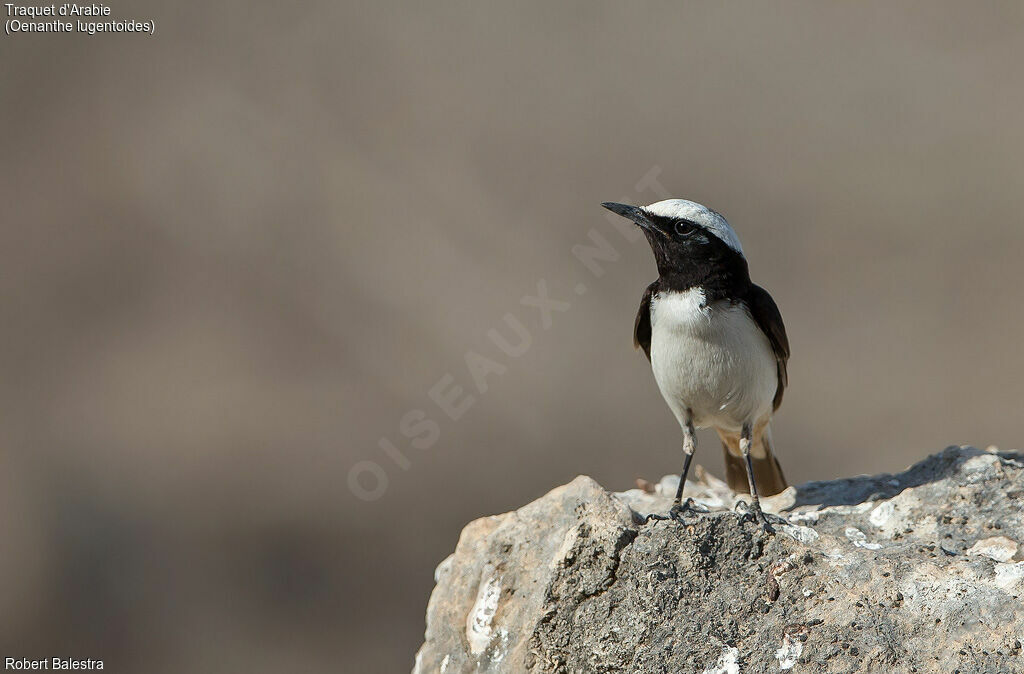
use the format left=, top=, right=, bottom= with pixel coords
left=747, top=284, right=790, bottom=411
left=634, top=281, right=658, bottom=361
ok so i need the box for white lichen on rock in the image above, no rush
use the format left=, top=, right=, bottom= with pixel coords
left=775, top=633, right=803, bottom=670
left=699, top=645, right=740, bottom=674
left=844, top=526, right=882, bottom=550
left=466, top=574, right=502, bottom=655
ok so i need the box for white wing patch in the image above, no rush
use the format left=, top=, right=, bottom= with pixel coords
left=643, top=199, right=744, bottom=256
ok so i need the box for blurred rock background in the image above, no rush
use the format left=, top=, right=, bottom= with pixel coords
left=2, top=2, right=1023, bottom=672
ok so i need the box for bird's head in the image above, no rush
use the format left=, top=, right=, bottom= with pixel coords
left=601, top=198, right=745, bottom=278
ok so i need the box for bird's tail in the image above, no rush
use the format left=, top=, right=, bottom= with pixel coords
left=718, top=424, right=788, bottom=496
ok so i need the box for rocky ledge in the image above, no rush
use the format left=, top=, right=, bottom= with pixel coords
left=413, top=446, right=1024, bottom=673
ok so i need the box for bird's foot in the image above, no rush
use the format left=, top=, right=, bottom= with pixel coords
left=645, top=498, right=708, bottom=524
left=733, top=499, right=784, bottom=534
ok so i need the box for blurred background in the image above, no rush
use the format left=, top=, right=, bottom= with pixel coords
left=3, top=2, right=1024, bottom=672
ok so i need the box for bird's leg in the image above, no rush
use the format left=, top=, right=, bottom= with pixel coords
left=739, top=422, right=774, bottom=533
left=672, top=416, right=698, bottom=510
left=647, top=413, right=705, bottom=523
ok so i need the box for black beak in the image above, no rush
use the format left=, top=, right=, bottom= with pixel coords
left=601, top=202, right=655, bottom=232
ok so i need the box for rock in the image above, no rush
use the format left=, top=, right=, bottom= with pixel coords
left=413, top=446, right=1024, bottom=673
left=967, top=536, right=1018, bottom=563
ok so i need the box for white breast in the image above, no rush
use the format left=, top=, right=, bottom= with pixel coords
left=649, top=288, right=777, bottom=432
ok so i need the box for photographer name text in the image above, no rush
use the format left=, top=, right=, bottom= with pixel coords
left=5, top=659, right=103, bottom=671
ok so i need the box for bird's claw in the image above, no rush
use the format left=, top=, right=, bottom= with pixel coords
left=644, top=498, right=707, bottom=524
left=685, top=497, right=710, bottom=513
left=734, top=499, right=785, bottom=534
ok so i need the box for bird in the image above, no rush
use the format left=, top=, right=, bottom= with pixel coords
left=602, top=198, right=790, bottom=529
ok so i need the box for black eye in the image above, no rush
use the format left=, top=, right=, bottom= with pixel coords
left=674, top=220, right=695, bottom=237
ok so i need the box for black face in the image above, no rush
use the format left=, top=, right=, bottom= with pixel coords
left=667, top=217, right=711, bottom=247
left=639, top=213, right=725, bottom=276
left=601, top=202, right=750, bottom=298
